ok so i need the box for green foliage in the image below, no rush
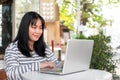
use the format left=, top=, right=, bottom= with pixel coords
left=59, top=0, right=120, bottom=30
left=59, top=0, right=115, bottom=31
left=75, top=30, right=116, bottom=73
left=59, top=0, right=78, bottom=31
left=80, top=0, right=113, bottom=28
left=60, top=0, right=119, bottom=73
left=88, top=30, right=116, bottom=73
left=74, top=32, right=87, bottom=39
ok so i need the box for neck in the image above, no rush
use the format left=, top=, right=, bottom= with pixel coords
left=28, top=41, right=34, bottom=51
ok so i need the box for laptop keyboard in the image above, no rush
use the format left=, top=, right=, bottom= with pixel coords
left=49, top=67, right=62, bottom=72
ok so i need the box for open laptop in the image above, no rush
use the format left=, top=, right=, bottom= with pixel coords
left=41, top=39, right=94, bottom=75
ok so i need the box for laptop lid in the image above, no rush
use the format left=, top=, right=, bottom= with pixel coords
left=62, top=39, right=94, bottom=74
left=40, top=39, right=94, bottom=75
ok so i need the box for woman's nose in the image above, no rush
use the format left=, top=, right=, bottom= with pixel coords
left=36, top=28, right=41, bottom=33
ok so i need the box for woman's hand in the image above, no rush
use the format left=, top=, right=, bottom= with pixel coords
left=40, top=62, right=56, bottom=70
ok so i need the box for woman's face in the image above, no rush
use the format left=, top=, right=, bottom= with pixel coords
left=28, top=19, right=43, bottom=43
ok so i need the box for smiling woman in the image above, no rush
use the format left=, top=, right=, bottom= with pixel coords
left=4, top=11, right=63, bottom=80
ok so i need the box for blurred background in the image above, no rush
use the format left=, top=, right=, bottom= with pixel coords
left=0, top=0, right=120, bottom=79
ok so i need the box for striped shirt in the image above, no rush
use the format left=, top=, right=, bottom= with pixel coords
left=4, top=41, right=62, bottom=80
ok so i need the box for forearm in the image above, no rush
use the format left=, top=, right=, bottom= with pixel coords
left=4, top=52, right=40, bottom=80
left=5, top=61, right=40, bottom=80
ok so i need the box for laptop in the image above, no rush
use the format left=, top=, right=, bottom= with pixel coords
left=41, top=39, right=94, bottom=75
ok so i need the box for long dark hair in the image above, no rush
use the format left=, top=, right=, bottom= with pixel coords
left=14, top=11, right=46, bottom=57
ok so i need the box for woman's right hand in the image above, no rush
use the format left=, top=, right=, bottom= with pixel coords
left=40, top=62, right=56, bottom=70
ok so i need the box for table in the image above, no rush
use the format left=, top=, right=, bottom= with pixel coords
left=22, top=69, right=113, bottom=80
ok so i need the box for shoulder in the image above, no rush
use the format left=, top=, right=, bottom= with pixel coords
left=44, top=46, right=56, bottom=58
left=5, top=41, right=18, bottom=51
left=45, top=46, right=52, bottom=52
left=4, top=41, right=18, bottom=58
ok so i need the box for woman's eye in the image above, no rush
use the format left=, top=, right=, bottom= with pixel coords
left=32, top=27, right=36, bottom=29
left=40, top=27, right=42, bottom=29
left=32, top=25, right=37, bottom=29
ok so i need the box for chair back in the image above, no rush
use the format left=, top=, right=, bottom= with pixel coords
left=0, top=69, right=7, bottom=80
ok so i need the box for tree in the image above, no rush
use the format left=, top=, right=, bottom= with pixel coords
left=59, top=0, right=78, bottom=31
left=59, top=0, right=120, bottom=74
left=88, top=30, right=116, bottom=73
left=59, top=0, right=120, bottom=30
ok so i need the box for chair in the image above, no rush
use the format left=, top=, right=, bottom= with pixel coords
left=0, top=69, right=7, bottom=80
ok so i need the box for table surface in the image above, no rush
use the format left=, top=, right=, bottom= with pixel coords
left=22, top=69, right=113, bottom=80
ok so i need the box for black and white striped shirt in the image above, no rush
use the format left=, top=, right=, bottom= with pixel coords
left=4, top=41, right=61, bottom=80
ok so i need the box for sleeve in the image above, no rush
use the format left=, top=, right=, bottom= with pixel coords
left=45, top=47, right=63, bottom=68
left=4, top=44, right=40, bottom=80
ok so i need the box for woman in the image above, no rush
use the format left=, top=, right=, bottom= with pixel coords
left=4, top=11, right=62, bottom=80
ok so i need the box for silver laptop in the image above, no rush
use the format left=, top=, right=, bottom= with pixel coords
left=41, top=39, right=94, bottom=75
